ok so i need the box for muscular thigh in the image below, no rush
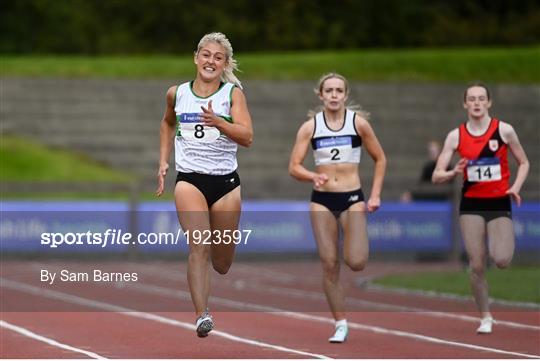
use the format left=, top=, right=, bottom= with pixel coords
left=339, top=201, right=368, bottom=260
left=310, top=203, right=340, bottom=263
left=487, top=217, right=515, bottom=262
left=175, top=181, right=211, bottom=252
left=459, top=214, right=487, bottom=262
left=175, top=182, right=210, bottom=230
left=209, top=186, right=241, bottom=256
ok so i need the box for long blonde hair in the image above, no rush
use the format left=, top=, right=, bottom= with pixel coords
left=196, top=32, right=242, bottom=89
left=308, top=72, right=369, bottom=119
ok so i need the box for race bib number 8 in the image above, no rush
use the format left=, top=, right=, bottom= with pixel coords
left=179, top=113, right=220, bottom=142
left=467, top=157, right=502, bottom=182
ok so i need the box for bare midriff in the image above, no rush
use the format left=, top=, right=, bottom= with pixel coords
left=315, top=163, right=362, bottom=192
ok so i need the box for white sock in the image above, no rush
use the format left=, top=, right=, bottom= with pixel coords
left=336, top=319, right=347, bottom=328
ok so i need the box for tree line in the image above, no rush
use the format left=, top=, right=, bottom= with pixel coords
left=2, top=0, right=539, bottom=54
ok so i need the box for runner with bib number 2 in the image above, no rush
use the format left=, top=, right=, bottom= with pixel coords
left=289, top=73, right=386, bottom=343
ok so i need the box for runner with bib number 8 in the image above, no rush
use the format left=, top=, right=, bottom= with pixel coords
left=156, top=32, right=253, bottom=338
left=432, top=82, right=529, bottom=334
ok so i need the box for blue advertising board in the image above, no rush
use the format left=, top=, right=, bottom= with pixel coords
left=1, top=201, right=538, bottom=253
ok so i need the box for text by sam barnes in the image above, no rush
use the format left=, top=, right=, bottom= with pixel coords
left=41, top=269, right=138, bottom=284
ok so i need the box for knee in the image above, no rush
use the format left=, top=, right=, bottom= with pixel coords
left=189, top=247, right=210, bottom=261
left=321, top=260, right=340, bottom=278
left=345, top=259, right=367, bottom=272
left=468, top=260, right=485, bottom=275
left=345, top=257, right=367, bottom=272
left=494, top=257, right=512, bottom=269
left=211, top=259, right=232, bottom=274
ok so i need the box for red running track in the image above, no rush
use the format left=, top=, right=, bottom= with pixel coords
left=1, top=260, right=539, bottom=359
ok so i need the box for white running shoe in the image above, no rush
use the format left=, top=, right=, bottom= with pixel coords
left=476, top=317, right=494, bottom=334
left=328, top=325, right=348, bottom=343
left=196, top=310, right=214, bottom=338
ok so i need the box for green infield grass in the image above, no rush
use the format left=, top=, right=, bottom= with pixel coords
left=3, top=46, right=539, bottom=83
left=1, top=135, right=130, bottom=183
left=374, top=266, right=540, bottom=304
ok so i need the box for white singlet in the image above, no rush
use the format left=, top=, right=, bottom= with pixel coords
left=174, top=81, right=237, bottom=175
left=311, top=109, right=362, bottom=166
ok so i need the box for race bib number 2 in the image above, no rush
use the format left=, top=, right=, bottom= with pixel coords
left=178, top=113, right=220, bottom=142
left=314, top=136, right=355, bottom=164
left=466, top=157, right=502, bottom=182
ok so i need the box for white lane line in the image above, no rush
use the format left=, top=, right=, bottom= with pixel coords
left=24, top=262, right=540, bottom=332
left=243, top=282, right=540, bottom=332
left=0, top=320, right=107, bottom=359
left=367, top=283, right=540, bottom=309
left=0, top=278, right=331, bottom=360
left=117, top=281, right=540, bottom=359
left=134, top=263, right=540, bottom=332
left=282, top=312, right=540, bottom=359
left=228, top=263, right=540, bottom=310
left=232, top=263, right=320, bottom=284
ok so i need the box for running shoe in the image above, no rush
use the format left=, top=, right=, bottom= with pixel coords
left=328, top=325, right=348, bottom=343
left=196, top=310, right=214, bottom=338
left=476, top=317, right=494, bottom=334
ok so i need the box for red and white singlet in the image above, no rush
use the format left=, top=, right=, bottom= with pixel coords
left=457, top=118, right=510, bottom=198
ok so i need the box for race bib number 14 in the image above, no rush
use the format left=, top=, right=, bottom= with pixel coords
left=466, top=157, right=502, bottom=182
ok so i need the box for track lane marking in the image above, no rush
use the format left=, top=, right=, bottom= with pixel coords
left=101, top=280, right=540, bottom=359
left=1, top=278, right=331, bottom=359
left=1, top=320, right=108, bottom=359
left=134, top=263, right=540, bottom=332
left=368, top=283, right=540, bottom=310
